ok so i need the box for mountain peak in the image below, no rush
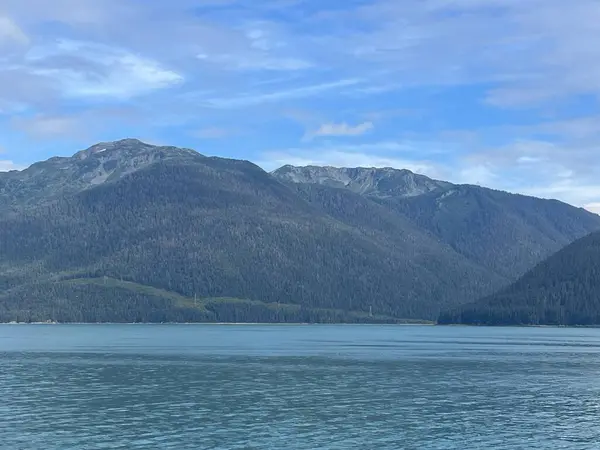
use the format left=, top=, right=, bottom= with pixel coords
left=74, top=138, right=156, bottom=160
left=272, top=164, right=451, bottom=198
left=68, top=139, right=201, bottom=166
left=0, top=140, right=203, bottom=210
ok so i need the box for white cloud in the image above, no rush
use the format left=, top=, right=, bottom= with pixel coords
left=257, top=144, right=439, bottom=176
left=455, top=164, right=497, bottom=186
left=192, top=127, right=232, bottom=139
left=450, top=137, right=600, bottom=207
left=0, top=16, right=28, bottom=45
left=520, top=181, right=600, bottom=207
left=203, top=79, right=362, bottom=108
left=481, top=1, right=600, bottom=107
left=0, top=159, right=25, bottom=171
left=312, top=121, right=374, bottom=138
left=585, top=203, right=600, bottom=215
left=2, top=0, right=600, bottom=109
left=11, top=115, right=81, bottom=138
left=517, top=156, right=542, bottom=164
left=257, top=133, right=600, bottom=209
left=8, top=107, right=142, bottom=140
left=23, top=39, right=182, bottom=99
left=1, top=0, right=134, bottom=26
left=533, top=116, right=600, bottom=140
left=310, top=0, right=600, bottom=107
left=465, top=140, right=556, bottom=167
left=197, top=52, right=311, bottom=71
left=194, top=22, right=314, bottom=72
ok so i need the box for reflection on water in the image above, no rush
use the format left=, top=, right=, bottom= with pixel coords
left=2, top=325, right=600, bottom=449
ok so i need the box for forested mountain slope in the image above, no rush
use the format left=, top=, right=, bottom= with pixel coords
left=273, top=165, right=600, bottom=280
left=0, top=140, right=495, bottom=322
left=438, top=231, right=600, bottom=326
left=1, top=139, right=599, bottom=323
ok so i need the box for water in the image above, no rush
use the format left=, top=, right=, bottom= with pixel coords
left=2, top=325, right=600, bottom=449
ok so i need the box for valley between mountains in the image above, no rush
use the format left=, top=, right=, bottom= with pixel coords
left=1, top=139, right=599, bottom=325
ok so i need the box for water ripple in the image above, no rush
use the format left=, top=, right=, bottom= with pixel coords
left=1, top=325, right=600, bottom=449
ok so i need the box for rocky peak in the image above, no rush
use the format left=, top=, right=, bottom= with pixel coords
left=74, top=138, right=198, bottom=160
left=272, top=165, right=451, bottom=198
left=0, top=139, right=202, bottom=211
left=53, top=139, right=201, bottom=188
left=74, top=138, right=153, bottom=160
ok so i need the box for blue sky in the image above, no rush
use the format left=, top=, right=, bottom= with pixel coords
left=1, top=0, right=600, bottom=212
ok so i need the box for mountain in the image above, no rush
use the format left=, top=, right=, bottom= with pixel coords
left=272, top=165, right=600, bottom=280
left=1, top=139, right=599, bottom=323
left=0, top=139, right=495, bottom=323
left=438, top=231, right=600, bottom=326
left=0, top=139, right=199, bottom=213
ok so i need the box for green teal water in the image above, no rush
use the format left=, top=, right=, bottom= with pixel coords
left=2, top=324, right=600, bottom=449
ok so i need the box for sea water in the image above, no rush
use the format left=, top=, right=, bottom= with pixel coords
left=2, top=324, right=600, bottom=449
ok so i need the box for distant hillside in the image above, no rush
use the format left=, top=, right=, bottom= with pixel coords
left=1, top=140, right=599, bottom=323
left=273, top=165, right=600, bottom=280
left=438, top=231, right=600, bottom=326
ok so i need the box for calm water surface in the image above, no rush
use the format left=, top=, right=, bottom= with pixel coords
left=2, top=324, right=600, bottom=449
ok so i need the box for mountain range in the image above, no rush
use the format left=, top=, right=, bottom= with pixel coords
left=1, top=139, right=599, bottom=323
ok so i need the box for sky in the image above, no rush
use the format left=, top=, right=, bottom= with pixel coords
left=1, top=0, right=600, bottom=212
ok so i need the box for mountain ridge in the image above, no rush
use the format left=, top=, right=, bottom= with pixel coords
left=272, top=163, right=595, bottom=215
left=272, top=163, right=600, bottom=280
left=1, top=139, right=599, bottom=323
left=272, top=164, right=452, bottom=198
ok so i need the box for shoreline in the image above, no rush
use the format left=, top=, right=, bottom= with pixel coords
left=0, top=321, right=435, bottom=326
left=2, top=322, right=599, bottom=328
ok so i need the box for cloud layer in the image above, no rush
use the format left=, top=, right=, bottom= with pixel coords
left=312, top=122, right=374, bottom=138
